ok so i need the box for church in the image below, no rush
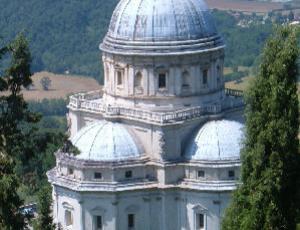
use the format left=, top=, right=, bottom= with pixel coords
left=47, top=0, right=245, bottom=229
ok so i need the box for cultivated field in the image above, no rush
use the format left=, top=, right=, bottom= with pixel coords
left=225, top=76, right=253, bottom=91
left=206, top=0, right=284, bottom=13
left=0, top=71, right=101, bottom=101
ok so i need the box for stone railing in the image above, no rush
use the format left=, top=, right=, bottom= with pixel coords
left=69, top=90, right=105, bottom=113
left=68, top=91, right=222, bottom=124
left=105, top=104, right=222, bottom=123
left=225, top=88, right=244, bottom=97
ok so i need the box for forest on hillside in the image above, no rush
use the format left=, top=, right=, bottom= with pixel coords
left=0, top=0, right=276, bottom=81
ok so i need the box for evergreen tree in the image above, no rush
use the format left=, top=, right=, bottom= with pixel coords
left=222, top=26, right=300, bottom=230
left=36, top=185, right=55, bottom=230
left=0, top=34, right=39, bottom=154
left=0, top=34, right=38, bottom=229
left=0, top=136, right=25, bottom=230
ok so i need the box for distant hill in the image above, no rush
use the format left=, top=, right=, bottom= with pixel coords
left=206, top=0, right=283, bottom=13
left=0, top=71, right=101, bottom=100
left=0, top=0, right=119, bottom=81
left=1, top=0, right=273, bottom=81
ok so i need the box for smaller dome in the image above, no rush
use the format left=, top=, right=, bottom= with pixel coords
left=71, top=121, right=143, bottom=161
left=185, top=120, right=244, bottom=161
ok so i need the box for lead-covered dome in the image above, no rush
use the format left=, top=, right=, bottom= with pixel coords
left=100, top=0, right=224, bottom=55
left=185, top=120, right=244, bottom=161
left=71, top=121, right=143, bottom=161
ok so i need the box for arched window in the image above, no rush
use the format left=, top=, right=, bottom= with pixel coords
left=182, top=71, right=190, bottom=88
left=134, top=72, right=143, bottom=87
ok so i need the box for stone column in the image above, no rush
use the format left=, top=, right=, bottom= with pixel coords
left=169, top=67, right=175, bottom=96
left=111, top=199, right=119, bottom=230
left=194, top=64, right=201, bottom=94
left=174, top=67, right=181, bottom=96
left=143, top=197, right=151, bottom=230
left=190, top=65, right=197, bottom=94
left=79, top=199, right=85, bottom=230
left=149, top=68, right=155, bottom=96
left=53, top=186, right=59, bottom=225
left=141, top=68, right=147, bottom=96
left=111, top=63, right=114, bottom=95
left=128, top=65, right=134, bottom=96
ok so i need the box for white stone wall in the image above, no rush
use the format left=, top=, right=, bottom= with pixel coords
left=53, top=186, right=232, bottom=230
left=101, top=51, right=224, bottom=110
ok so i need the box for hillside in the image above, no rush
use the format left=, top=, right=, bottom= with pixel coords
left=0, top=0, right=275, bottom=81
left=207, top=0, right=283, bottom=13
left=0, top=72, right=101, bottom=100
left=0, top=0, right=119, bottom=81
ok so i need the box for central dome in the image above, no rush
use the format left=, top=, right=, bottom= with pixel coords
left=100, top=0, right=224, bottom=55
left=108, top=0, right=216, bottom=41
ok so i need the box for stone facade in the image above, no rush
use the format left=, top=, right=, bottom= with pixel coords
left=47, top=0, right=245, bottom=229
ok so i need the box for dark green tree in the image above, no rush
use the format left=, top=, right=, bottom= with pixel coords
left=222, top=26, right=300, bottom=230
left=35, top=185, right=55, bottom=230
left=0, top=137, right=25, bottom=230
left=0, top=34, right=38, bottom=229
left=0, top=34, right=39, bottom=154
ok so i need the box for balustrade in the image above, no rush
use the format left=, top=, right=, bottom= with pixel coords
left=68, top=91, right=229, bottom=124
left=225, top=88, right=243, bottom=97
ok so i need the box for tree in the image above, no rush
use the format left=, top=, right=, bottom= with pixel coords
left=288, top=10, right=294, bottom=22
left=40, top=76, right=51, bottom=90
left=35, top=185, right=55, bottom=230
left=222, top=26, right=300, bottom=230
left=0, top=137, right=25, bottom=230
left=0, top=34, right=39, bottom=154
left=0, top=34, right=38, bottom=229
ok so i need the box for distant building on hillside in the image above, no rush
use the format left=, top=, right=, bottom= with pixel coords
left=47, top=0, right=245, bottom=229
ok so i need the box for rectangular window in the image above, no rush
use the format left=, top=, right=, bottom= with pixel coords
left=198, top=170, right=205, bottom=178
left=96, top=216, right=102, bottom=230
left=65, top=210, right=73, bottom=226
left=68, top=168, right=74, bottom=175
left=158, top=73, right=166, bottom=88
left=196, top=213, right=204, bottom=229
left=94, top=172, right=102, bottom=179
left=202, top=70, right=208, bottom=85
left=117, top=70, right=123, bottom=85
left=128, top=214, right=135, bottom=228
left=125, top=170, right=132, bottom=178
left=228, top=170, right=235, bottom=178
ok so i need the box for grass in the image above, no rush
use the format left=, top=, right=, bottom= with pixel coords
left=0, top=71, right=101, bottom=101
left=225, top=76, right=254, bottom=91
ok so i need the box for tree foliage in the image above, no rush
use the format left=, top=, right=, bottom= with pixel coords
left=0, top=138, right=25, bottom=230
left=222, top=26, right=300, bottom=230
left=35, top=185, right=55, bottom=230
left=40, top=76, right=51, bottom=90
left=0, top=34, right=39, bottom=154
left=0, top=1, right=274, bottom=80
left=0, top=34, right=39, bottom=229
left=0, top=0, right=119, bottom=81
left=213, top=10, right=273, bottom=68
